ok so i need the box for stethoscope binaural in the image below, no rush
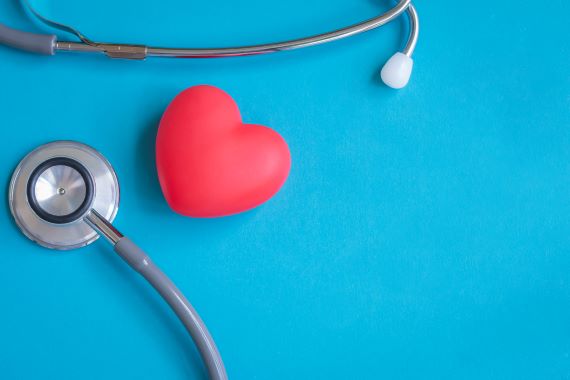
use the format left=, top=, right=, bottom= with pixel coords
left=0, top=0, right=419, bottom=88
left=9, top=141, right=227, bottom=380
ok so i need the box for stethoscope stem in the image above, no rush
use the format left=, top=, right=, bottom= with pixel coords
left=85, top=209, right=123, bottom=244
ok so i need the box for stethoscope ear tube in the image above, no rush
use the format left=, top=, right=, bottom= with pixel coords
left=0, top=22, right=55, bottom=55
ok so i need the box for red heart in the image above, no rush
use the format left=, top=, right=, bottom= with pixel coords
left=156, top=85, right=291, bottom=217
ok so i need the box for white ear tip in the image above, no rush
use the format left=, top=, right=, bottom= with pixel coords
left=380, top=52, right=414, bottom=89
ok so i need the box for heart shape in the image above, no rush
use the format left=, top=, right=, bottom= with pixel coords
left=156, top=85, right=291, bottom=217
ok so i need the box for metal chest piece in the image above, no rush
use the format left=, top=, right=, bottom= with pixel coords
left=9, top=141, right=120, bottom=250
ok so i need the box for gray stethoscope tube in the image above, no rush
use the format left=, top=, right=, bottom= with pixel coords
left=87, top=213, right=227, bottom=380
left=9, top=141, right=227, bottom=380
left=0, top=0, right=419, bottom=88
left=87, top=213, right=226, bottom=380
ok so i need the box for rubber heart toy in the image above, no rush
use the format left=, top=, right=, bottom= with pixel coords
left=156, top=85, right=291, bottom=217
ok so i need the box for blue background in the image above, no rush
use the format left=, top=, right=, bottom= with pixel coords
left=1, top=0, right=569, bottom=379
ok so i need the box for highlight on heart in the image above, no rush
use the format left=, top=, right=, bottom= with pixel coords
left=156, top=85, right=291, bottom=218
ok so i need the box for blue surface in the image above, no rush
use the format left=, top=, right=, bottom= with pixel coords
left=1, top=0, right=569, bottom=379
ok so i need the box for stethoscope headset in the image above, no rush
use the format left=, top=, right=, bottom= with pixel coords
left=0, top=0, right=419, bottom=88
left=4, top=1, right=420, bottom=379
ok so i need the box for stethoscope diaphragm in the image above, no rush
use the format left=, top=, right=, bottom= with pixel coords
left=8, top=141, right=120, bottom=250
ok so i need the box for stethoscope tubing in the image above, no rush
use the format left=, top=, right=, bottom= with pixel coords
left=86, top=210, right=228, bottom=380
left=115, top=238, right=227, bottom=380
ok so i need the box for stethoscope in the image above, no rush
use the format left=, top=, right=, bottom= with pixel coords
left=9, top=141, right=227, bottom=380
left=0, top=0, right=419, bottom=88
left=5, top=2, right=420, bottom=379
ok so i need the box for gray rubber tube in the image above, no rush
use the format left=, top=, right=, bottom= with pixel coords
left=114, top=238, right=227, bottom=380
left=0, top=23, right=56, bottom=55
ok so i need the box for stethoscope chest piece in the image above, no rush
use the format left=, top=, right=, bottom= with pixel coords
left=9, top=141, right=120, bottom=250
left=8, top=140, right=228, bottom=379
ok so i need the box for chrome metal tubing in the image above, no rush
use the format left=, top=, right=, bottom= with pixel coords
left=54, top=0, right=417, bottom=59
left=85, top=209, right=123, bottom=245
left=402, top=4, right=418, bottom=57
